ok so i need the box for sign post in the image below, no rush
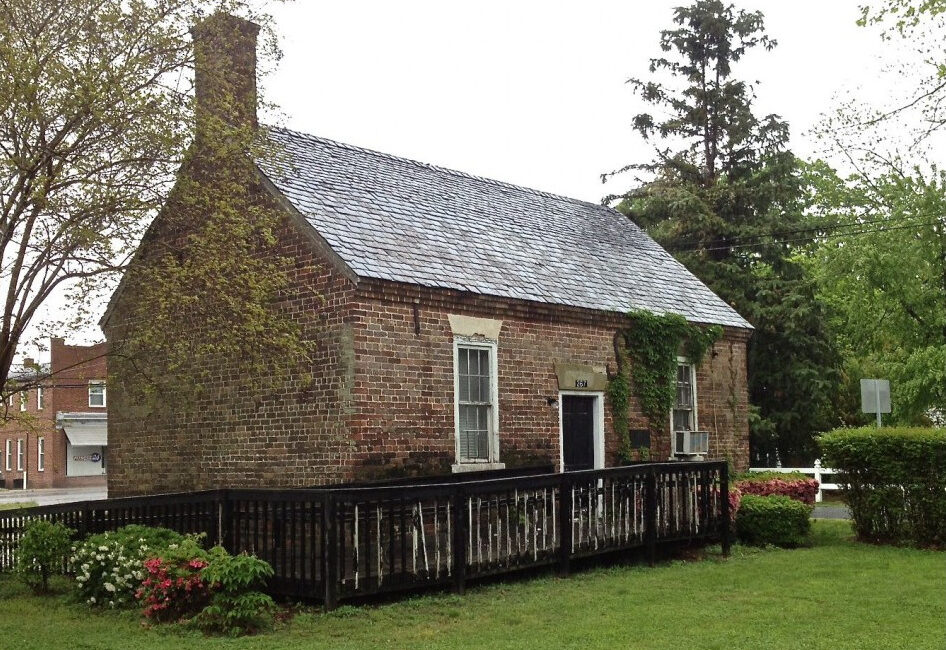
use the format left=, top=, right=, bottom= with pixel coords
left=860, top=378, right=891, bottom=428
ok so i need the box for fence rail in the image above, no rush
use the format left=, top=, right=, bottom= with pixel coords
left=0, top=461, right=728, bottom=607
left=748, top=459, right=839, bottom=502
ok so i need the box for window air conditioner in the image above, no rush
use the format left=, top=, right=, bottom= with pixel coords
left=674, top=430, right=709, bottom=457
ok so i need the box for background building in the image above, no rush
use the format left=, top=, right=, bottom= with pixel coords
left=0, top=338, right=107, bottom=489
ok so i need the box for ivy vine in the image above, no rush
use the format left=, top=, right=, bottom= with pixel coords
left=609, top=310, right=722, bottom=461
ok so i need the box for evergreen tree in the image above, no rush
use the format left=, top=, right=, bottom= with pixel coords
left=610, top=0, right=839, bottom=464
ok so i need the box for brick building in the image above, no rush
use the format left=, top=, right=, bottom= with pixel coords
left=0, top=338, right=108, bottom=489
left=103, top=14, right=752, bottom=497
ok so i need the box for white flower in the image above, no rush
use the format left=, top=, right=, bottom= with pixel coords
left=89, top=597, right=96, bottom=604
left=103, top=582, right=115, bottom=592
left=98, top=545, right=108, bottom=552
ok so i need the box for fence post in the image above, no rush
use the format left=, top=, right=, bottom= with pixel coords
left=814, top=459, right=823, bottom=503
left=322, top=492, right=338, bottom=611
left=720, top=463, right=731, bottom=557
left=218, top=490, right=233, bottom=550
left=452, top=487, right=467, bottom=595
left=645, top=468, right=658, bottom=567
left=558, top=474, right=572, bottom=576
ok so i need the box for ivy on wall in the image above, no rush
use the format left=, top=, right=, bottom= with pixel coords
left=609, top=310, right=722, bottom=461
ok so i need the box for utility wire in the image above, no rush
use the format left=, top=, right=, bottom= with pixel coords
left=663, top=210, right=945, bottom=252
left=668, top=219, right=942, bottom=254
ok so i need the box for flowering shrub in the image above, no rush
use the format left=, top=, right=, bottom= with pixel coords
left=16, top=519, right=74, bottom=593
left=70, top=525, right=186, bottom=608
left=136, top=541, right=276, bottom=636
left=137, top=538, right=213, bottom=622
left=728, top=486, right=742, bottom=522
left=196, top=551, right=276, bottom=636
left=734, top=475, right=819, bottom=506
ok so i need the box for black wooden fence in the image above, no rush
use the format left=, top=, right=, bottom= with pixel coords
left=0, top=461, right=729, bottom=607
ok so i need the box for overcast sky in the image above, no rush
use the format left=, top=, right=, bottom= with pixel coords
left=24, top=0, right=928, bottom=356
left=262, top=0, right=894, bottom=202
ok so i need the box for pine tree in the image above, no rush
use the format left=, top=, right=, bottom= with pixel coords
left=611, top=0, right=839, bottom=464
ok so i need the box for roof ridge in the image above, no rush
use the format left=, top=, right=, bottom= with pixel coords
left=266, top=124, right=614, bottom=212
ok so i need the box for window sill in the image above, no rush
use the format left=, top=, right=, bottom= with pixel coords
left=451, top=462, right=506, bottom=474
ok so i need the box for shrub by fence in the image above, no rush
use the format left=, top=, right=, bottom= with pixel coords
left=0, top=461, right=730, bottom=607
left=735, top=495, right=812, bottom=547
left=820, top=427, right=946, bottom=547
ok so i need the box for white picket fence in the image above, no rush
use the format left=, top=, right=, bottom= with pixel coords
left=748, top=460, right=839, bottom=503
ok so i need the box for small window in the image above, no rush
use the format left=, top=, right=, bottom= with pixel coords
left=89, top=381, right=106, bottom=407
left=4, top=440, right=10, bottom=471
left=37, top=437, right=44, bottom=472
left=19, top=391, right=26, bottom=412
left=672, top=362, right=696, bottom=433
left=455, top=344, right=497, bottom=462
left=16, top=439, right=23, bottom=471
left=36, top=387, right=43, bottom=410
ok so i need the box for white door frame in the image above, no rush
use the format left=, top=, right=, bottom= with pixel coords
left=558, top=390, right=605, bottom=472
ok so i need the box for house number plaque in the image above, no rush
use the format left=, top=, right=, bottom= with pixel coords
left=574, top=379, right=589, bottom=388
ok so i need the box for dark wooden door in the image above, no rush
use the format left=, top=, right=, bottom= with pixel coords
left=562, top=395, right=595, bottom=472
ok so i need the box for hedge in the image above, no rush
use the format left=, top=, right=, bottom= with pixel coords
left=734, top=474, right=819, bottom=506
left=819, top=427, right=946, bottom=547
left=735, top=494, right=812, bottom=547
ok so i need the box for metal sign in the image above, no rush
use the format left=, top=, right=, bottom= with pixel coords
left=860, top=378, right=891, bottom=427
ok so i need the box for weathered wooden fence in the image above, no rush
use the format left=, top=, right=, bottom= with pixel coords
left=0, top=461, right=729, bottom=607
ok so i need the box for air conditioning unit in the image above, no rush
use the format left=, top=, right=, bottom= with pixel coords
left=674, top=430, right=709, bottom=457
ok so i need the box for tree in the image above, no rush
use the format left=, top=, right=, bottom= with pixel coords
left=609, top=0, right=839, bottom=464
left=803, top=0, right=946, bottom=425
left=0, top=0, right=303, bottom=408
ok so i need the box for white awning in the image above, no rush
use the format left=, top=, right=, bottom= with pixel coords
left=63, top=421, right=107, bottom=447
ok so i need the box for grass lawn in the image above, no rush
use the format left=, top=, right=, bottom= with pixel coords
left=0, top=520, right=942, bottom=649
left=0, top=501, right=37, bottom=511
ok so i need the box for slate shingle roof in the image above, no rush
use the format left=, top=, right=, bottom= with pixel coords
left=259, top=126, right=751, bottom=329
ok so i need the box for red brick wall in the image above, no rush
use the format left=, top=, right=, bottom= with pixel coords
left=348, top=280, right=750, bottom=479
left=0, top=340, right=107, bottom=489
left=106, top=203, right=750, bottom=497
left=105, top=202, right=359, bottom=497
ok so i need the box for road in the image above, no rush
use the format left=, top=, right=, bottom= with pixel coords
left=0, top=485, right=106, bottom=507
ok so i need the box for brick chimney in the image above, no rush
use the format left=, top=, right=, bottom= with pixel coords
left=192, top=13, right=261, bottom=133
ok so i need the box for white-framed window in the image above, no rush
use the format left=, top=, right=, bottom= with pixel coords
left=36, top=386, right=43, bottom=410
left=453, top=340, right=499, bottom=464
left=672, top=359, right=697, bottom=434
left=89, top=381, right=106, bottom=407
left=16, top=439, right=23, bottom=471
left=37, top=437, right=44, bottom=472
left=4, top=439, right=10, bottom=471
left=19, top=391, right=26, bottom=412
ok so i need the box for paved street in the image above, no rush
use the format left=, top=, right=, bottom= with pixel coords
left=0, top=485, right=106, bottom=507
left=813, top=504, right=851, bottom=519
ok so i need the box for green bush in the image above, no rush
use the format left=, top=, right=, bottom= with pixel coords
left=735, top=494, right=812, bottom=547
left=16, top=519, right=74, bottom=593
left=820, top=427, right=946, bottom=547
left=734, top=471, right=809, bottom=483
left=196, top=550, right=276, bottom=636
left=71, top=525, right=187, bottom=608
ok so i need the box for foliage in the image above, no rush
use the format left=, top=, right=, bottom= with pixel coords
left=196, top=551, right=276, bottom=636
left=819, top=427, right=946, bottom=546
left=734, top=476, right=819, bottom=506
left=733, top=471, right=808, bottom=482
left=71, top=525, right=186, bottom=608
left=0, top=0, right=305, bottom=414
left=137, top=537, right=213, bottom=622
left=15, top=519, right=73, bottom=593
left=805, top=165, right=946, bottom=424
left=611, top=310, right=720, bottom=461
left=610, top=1, right=840, bottom=464
left=735, top=494, right=812, bottom=547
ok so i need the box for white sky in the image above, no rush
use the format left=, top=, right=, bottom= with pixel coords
left=24, top=0, right=931, bottom=358
left=262, top=0, right=893, bottom=202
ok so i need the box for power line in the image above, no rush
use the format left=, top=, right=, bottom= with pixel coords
left=669, top=219, right=942, bottom=254
left=663, top=210, right=945, bottom=252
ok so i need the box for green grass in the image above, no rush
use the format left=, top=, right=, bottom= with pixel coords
left=0, top=520, right=942, bottom=649
left=0, top=501, right=37, bottom=511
